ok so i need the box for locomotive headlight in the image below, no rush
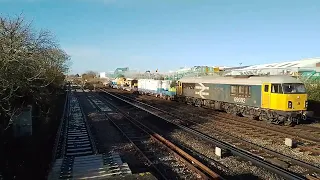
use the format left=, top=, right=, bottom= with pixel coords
left=305, top=101, right=308, bottom=108
left=288, top=101, right=293, bottom=109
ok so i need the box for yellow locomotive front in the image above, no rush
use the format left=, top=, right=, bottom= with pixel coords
left=269, top=83, right=307, bottom=111
left=283, top=83, right=308, bottom=112
left=262, top=81, right=310, bottom=124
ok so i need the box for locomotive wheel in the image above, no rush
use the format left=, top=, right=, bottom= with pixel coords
left=271, top=119, right=281, bottom=125
left=284, top=117, right=294, bottom=126
left=195, top=99, right=201, bottom=107
left=259, top=112, right=268, bottom=121
left=225, top=107, right=232, bottom=114
left=187, top=99, right=193, bottom=105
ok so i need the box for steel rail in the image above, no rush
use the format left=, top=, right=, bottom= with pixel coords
left=85, top=94, right=170, bottom=180
left=61, top=91, right=71, bottom=158
left=110, top=91, right=320, bottom=174
left=48, top=88, right=69, bottom=177
left=87, top=93, right=221, bottom=180
left=75, top=92, right=98, bottom=154
left=97, top=94, right=221, bottom=180
left=104, top=91, right=307, bottom=180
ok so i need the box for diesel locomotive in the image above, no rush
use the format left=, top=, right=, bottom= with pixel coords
left=175, top=75, right=310, bottom=125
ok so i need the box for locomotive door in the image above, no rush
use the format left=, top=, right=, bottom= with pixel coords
left=261, top=83, right=271, bottom=109
left=177, top=81, right=183, bottom=96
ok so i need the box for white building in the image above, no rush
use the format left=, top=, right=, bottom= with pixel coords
left=228, top=57, right=320, bottom=76
left=99, top=72, right=106, bottom=78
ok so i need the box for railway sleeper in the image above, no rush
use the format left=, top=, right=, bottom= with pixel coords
left=103, top=91, right=320, bottom=179
left=92, top=92, right=222, bottom=179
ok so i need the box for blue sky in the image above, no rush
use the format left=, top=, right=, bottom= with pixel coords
left=1, top=0, right=319, bottom=74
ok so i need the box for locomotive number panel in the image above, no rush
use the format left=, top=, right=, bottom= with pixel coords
left=234, top=97, right=246, bottom=103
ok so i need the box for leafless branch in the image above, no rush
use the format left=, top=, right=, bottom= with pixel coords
left=0, top=14, right=70, bottom=131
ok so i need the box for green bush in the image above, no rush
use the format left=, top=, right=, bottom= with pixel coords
left=303, top=79, right=320, bottom=101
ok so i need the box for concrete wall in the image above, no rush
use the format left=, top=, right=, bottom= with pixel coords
left=12, top=105, right=33, bottom=137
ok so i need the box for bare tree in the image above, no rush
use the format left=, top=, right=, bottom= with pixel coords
left=0, top=14, right=70, bottom=131
left=81, top=70, right=97, bottom=82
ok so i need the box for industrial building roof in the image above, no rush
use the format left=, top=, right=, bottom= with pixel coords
left=237, top=58, right=320, bottom=70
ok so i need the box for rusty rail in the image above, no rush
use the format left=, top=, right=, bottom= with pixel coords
left=102, top=90, right=310, bottom=180
left=153, top=133, right=220, bottom=179
left=149, top=134, right=212, bottom=180
left=88, top=92, right=221, bottom=180
left=306, top=175, right=320, bottom=180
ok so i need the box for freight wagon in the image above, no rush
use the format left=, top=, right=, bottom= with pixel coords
left=138, top=79, right=176, bottom=100
left=176, top=75, right=311, bottom=125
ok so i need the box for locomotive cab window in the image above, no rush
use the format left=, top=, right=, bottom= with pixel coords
left=264, top=85, right=269, bottom=92
left=271, top=84, right=283, bottom=93
left=282, top=83, right=306, bottom=94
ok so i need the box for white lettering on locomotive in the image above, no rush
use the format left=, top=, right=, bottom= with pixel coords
left=234, top=97, right=246, bottom=103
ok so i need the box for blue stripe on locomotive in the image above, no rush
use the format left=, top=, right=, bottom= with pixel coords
left=202, top=83, right=262, bottom=107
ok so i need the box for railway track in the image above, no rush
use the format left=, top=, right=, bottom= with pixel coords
left=128, top=89, right=320, bottom=143
left=198, top=113, right=320, bottom=156
left=199, top=111, right=320, bottom=144
left=123, top=91, right=320, bottom=158
left=47, top=89, right=132, bottom=179
left=100, top=89, right=320, bottom=180
left=86, top=92, right=221, bottom=180
left=108, top=89, right=320, bottom=158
